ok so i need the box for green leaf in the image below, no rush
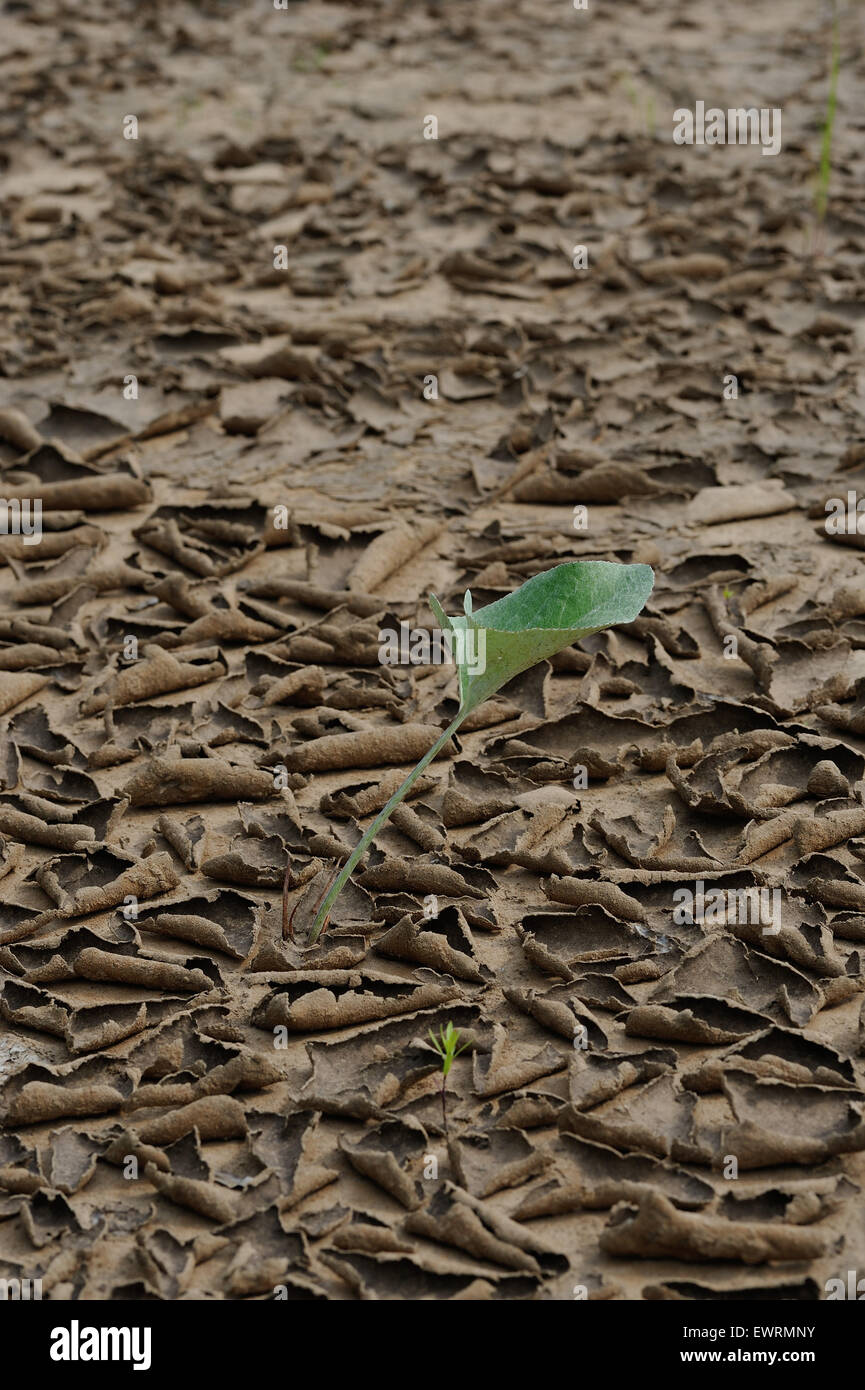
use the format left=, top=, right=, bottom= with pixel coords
left=431, top=559, right=654, bottom=713
left=308, top=559, right=654, bottom=944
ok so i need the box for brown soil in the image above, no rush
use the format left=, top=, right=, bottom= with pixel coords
left=1, top=0, right=865, bottom=1301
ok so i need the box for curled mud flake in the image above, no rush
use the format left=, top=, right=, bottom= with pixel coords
left=122, top=755, right=276, bottom=805
left=0, top=525, right=106, bottom=568
left=389, top=802, right=446, bottom=852
left=143, top=1160, right=239, bottom=1225
left=39, top=1128, right=103, bottom=1195
left=702, top=586, right=776, bottom=693
left=239, top=576, right=394, bottom=617
left=559, top=1073, right=713, bottom=1166
left=442, top=788, right=511, bottom=828
left=513, top=1133, right=713, bottom=1220
left=518, top=907, right=656, bottom=979
left=339, top=1118, right=429, bottom=1210
left=359, top=855, right=488, bottom=899
left=33, top=847, right=179, bottom=917
left=719, top=1070, right=865, bottom=1169
left=782, top=756, right=854, bottom=805
left=163, top=603, right=281, bottom=648
left=639, top=252, right=730, bottom=282
left=625, top=995, right=775, bottom=1046
left=720, top=1176, right=853, bottom=1226
left=8, top=704, right=80, bottom=762
left=20, top=1189, right=89, bottom=1250
left=600, top=1190, right=832, bottom=1264
left=135, top=502, right=266, bottom=577
left=251, top=967, right=463, bottom=1033
left=133, top=1096, right=248, bottom=1148
left=198, top=1203, right=316, bottom=1296
left=503, top=985, right=608, bottom=1048
left=0, top=1138, right=43, bottom=1195
left=0, top=406, right=43, bottom=453
left=373, top=906, right=491, bottom=984
left=566, top=1048, right=678, bottom=1112
left=329, top=1212, right=415, bottom=1256
left=0, top=671, right=50, bottom=715
left=725, top=898, right=848, bottom=980
left=132, top=1227, right=197, bottom=1300
left=513, top=460, right=663, bottom=506
left=666, top=740, right=799, bottom=821
left=259, top=664, right=327, bottom=708
left=404, top=1182, right=568, bottom=1276
left=476, top=1089, right=565, bottom=1132
left=791, top=851, right=865, bottom=914
left=79, top=646, right=226, bottom=716
left=589, top=805, right=677, bottom=864
left=246, top=1111, right=338, bottom=1208
left=0, top=641, right=71, bottom=671
left=127, top=1052, right=282, bottom=1111
left=137, top=889, right=261, bottom=959
left=687, top=480, right=798, bottom=527
left=643, top=1277, right=821, bottom=1300
left=72, top=946, right=222, bottom=994
left=447, top=1127, right=551, bottom=1199
left=544, top=875, right=647, bottom=922
left=0, top=805, right=96, bottom=850
left=153, top=812, right=205, bottom=871
left=7, top=443, right=150, bottom=510
left=737, top=809, right=800, bottom=863
left=472, top=1022, right=566, bottom=1098
left=0, top=1056, right=136, bottom=1125
left=644, top=934, right=823, bottom=1029
left=347, top=519, right=445, bottom=594
left=321, top=769, right=439, bottom=820
left=200, top=834, right=289, bottom=888
left=792, top=803, right=865, bottom=855
left=319, top=1247, right=537, bottom=1301
left=284, top=722, right=454, bottom=774
left=462, top=803, right=571, bottom=868
left=0, top=977, right=188, bottom=1054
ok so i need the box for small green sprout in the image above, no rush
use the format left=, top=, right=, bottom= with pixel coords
left=813, top=2, right=840, bottom=247
left=428, top=1021, right=470, bottom=1132
left=303, top=559, right=654, bottom=943
left=292, top=44, right=330, bottom=73
left=619, top=75, right=657, bottom=139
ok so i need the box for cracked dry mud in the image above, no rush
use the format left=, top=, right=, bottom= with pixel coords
left=1, top=0, right=865, bottom=1301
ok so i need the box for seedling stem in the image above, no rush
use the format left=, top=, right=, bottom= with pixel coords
left=307, top=709, right=466, bottom=943
left=428, top=1022, right=470, bottom=1133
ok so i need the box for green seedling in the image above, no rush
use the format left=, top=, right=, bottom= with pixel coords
left=292, top=44, right=330, bottom=72
left=813, top=2, right=840, bottom=247
left=618, top=74, right=657, bottom=139
left=428, top=1021, right=470, bottom=1132
left=304, top=558, right=654, bottom=944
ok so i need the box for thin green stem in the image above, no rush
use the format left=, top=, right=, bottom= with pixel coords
left=307, top=707, right=468, bottom=943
